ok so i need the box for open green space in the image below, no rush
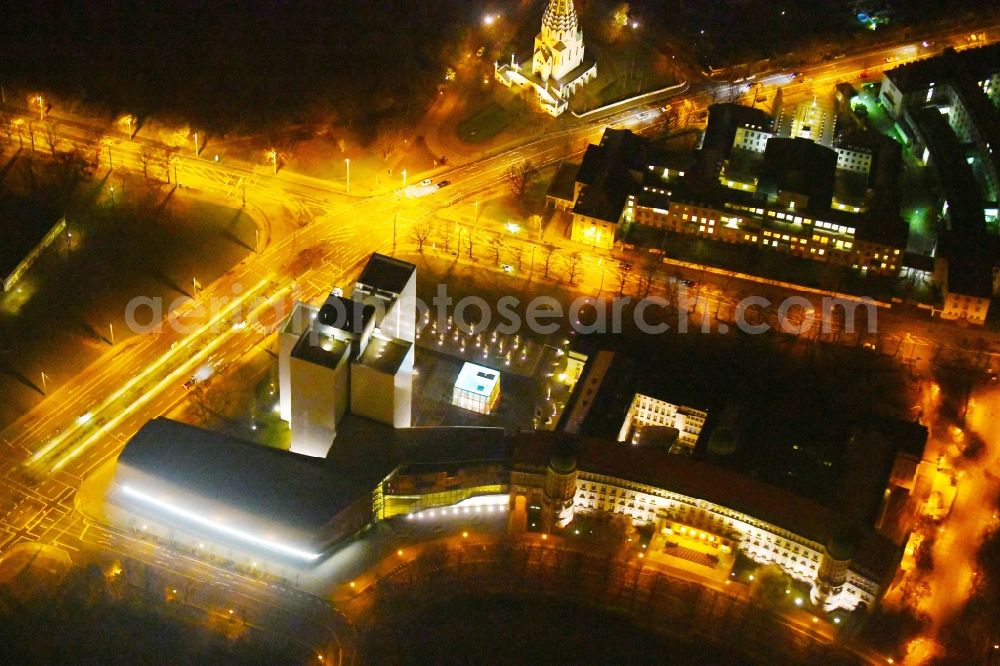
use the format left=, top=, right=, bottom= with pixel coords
left=456, top=102, right=513, bottom=143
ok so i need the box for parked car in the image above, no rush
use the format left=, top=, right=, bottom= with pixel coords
left=436, top=180, right=451, bottom=189
left=420, top=178, right=433, bottom=187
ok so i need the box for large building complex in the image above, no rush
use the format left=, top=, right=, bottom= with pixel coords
left=494, top=0, right=596, bottom=116
left=880, top=44, right=1000, bottom=324
left=107, top=252, right=927, bottom=616
left=550, top=121, right=909, bottom=276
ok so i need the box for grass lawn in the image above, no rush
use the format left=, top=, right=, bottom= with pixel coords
left=456, top=102, right=513, bottom=143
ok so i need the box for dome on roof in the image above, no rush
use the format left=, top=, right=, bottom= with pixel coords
left=826, top=529, right=858, bottom=562
left=548, top=438, right=578, bottom=475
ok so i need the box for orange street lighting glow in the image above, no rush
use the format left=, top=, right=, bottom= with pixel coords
left=43, top=279, right=278, bottom=471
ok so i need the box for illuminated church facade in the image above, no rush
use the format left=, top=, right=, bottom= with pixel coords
left=495, top=0, right=597, bottom=116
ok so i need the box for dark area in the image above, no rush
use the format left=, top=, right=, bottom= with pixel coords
left=572, top=311, right=912, bottom=505
left=0, top=564, right=309, bottom=665
left=361, top=592, right=740, bottom=666
left=0, top=1, right=474, bottom=135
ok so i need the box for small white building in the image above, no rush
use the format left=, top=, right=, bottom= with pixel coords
left=452, top=363, right=501, bottom=415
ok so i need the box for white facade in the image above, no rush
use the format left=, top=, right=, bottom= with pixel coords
left=289, top=335, right=350, bottom=458
left=280, top=254, right=418, bottom=456
left=835, top=146, right=873, bottom=174
left=494, top=0, right=596, bottom=116
left=618, top=393, right=707, bottom=451
left=278, top=302, right=318, bottom=422
left=532, top=0, right=585, bottom=82
left=452, top=362, right=501, bottom=415
left=571, top=472, right=880, bottom=612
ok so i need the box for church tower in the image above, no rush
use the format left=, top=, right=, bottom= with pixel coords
left=532, top=0, right=586, bottom=83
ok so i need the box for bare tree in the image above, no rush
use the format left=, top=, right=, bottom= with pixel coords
left=412, top=221, right=432, bottom=252
left=377, top=126, right=403, bottom=160
left=26, top=122, right=35, bottom=152
left=564, top=252, right=583, bottom=285
left=0, top=115, right=12, bottom=145
left=465, top=227, right=476, bottom=259
left=43, top=123, right=60, bottom=156
left=541, top=243, right=558, bottom=278
left=506, top=159, right=535, bottom=199
left=638, top=262, right=656, bottom=297
left=615, top=261, right=633, bottom=296
left=162, top=147, right=177, bottom=183
left=511, top=244, right=524, bottom=271
left=138, top=148, right=152, bottom=179
left=489, top=234, right=502, bottom=264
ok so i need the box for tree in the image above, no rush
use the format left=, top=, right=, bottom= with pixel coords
left=138, top=148, right=152, bottom=179
left=506, top=159, right=535, bottom=199
left=377, top=126, right=403, bottom=160
left=511, top=244, right=524, bottom=271
left=540, top=243, right=558, bottom=278
left=1, top=115, right=13, bottom=145
left=464, top=227, right=476, bottom=259
left=162, top=147, right=177, bottom=183
left=564, top=252, right=583, bottom=285
left=615, top=261, right=633, bottom=296
left=638, top=262, right=656, bottom=297
left=489, top=234, right=502, bottom=264
left=412, top=221, right=432, bottom=252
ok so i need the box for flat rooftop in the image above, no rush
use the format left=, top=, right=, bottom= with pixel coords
left=318, top=295, right=375, bottom=334
left=454, top=362, right=501, bottom=398
left=282, top=302, right=318, bottom=337
left=291, top=330, right=350, bottom=369
left=116, top=418, right=367, bottom=533
left=356, top=334, right=411, bottom=374
left=356, top=253, right=415, bottom=295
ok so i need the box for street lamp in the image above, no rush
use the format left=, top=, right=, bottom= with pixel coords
left=193, top=131, right=200, bottom=157
left=267, top=148, right=278, bottom=174
left=35, top=94, right=45, bottom=121
left=402, top=167, right=407, bottom=188
left=345, top=158, right=350, bottom=194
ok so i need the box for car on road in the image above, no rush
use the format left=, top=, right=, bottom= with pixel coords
left=637, top=111, right=651, bottom=120
left=183, top=377, right=198, bottom=390
left=681, top=279, right=698, bottom=288
left=436, top=180, right=451, bottom=189
left=420, top=178, right=433, bottom=187
left=501, top=264, right=514, bottom=273
left=755, top=95, right=767, bottom=103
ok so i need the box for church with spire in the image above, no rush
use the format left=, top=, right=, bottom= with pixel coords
left=495, top=0, right=597, bottom=116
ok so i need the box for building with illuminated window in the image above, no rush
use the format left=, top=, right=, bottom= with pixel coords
left=110, top=415, right=914, bottom=614
left=618, top=393, right=707, bottom=452
left=555, top=118, right=908, bottom=276
left=452, top=362, right=501, bottom=415
left=494, top=0, right=596, bottom=116
left=508, top=432, right=902, bottom=612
